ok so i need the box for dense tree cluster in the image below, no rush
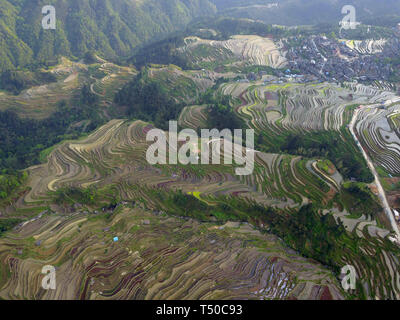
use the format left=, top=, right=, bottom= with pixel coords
left=54, top=186, right=98, bottom=206
left=0, top=85, right=103, bottom=170
left=0, top=218, right=22, bottom=237
left=130, top=36, right=190, bottom=69
left=256, top=129, right=374, bottom=183
left=337, top=182, right=382, bottom=219
left=204, top=94, right=245, bottom=131
left=0, top=169, right=27, bottom=200
left=0, top=70, right=57, bottom=95
left=115, top=70, right=185, bottom=130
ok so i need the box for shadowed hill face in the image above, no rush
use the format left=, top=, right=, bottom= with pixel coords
left=0, top=0, right=217, bottom=72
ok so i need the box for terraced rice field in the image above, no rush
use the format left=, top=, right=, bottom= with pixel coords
left=0, top=57, right=136, bottom=119
left=344, top=39, right=387, bottom=54
left=12, top=119, right=336, bottom=213
left=218, top=79, right=400, bottom=240
left=0, top=108, right=397, bottom=299
left=90, top=62, right=136, bottom=105
left=178, top=105, right=208, bottom=130
left=240, top=155, right=334, bottom=207
left=1, top=56, right=400, bottom=299
left=0, top=58, right=86, bottom=119
left=219, top=80, right=400, bottom=177
left=354, top=104, right=400, bottom=175
left=0, top=206, right=346, bottom=300
left=180, top=35, right=287, bottom=68
left=222, top=81, right=398, bottom=133
left=147, top=66, right=212, bottom=103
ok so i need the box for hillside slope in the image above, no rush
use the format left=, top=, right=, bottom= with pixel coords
left=0, top=0, right=217, bottom=72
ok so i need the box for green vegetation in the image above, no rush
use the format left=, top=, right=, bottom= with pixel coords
left=203, top=94, right=245, bottom=131
left=54, top=187, right=99, bottom=206
left=257, top=129, right=374, bottom=183
left=128, top=17, right=322, bottom=70
left=0, top=86, right=103, bottom=170
left=115, top=69, right=185, bottom=130
left=151, top=187, right=399, bottom=292
left=190, top=16, right=305, bottom=40
left=0, top=0, right=217, bottom=73
left=0, top=218, right=21, bottom=237
left=317, top=159, right=334, bottom=175
left=0, top=170, right=27, bottom=199
left=0, top=0, right=399, bottom=301
left=53, top=185, right=120, bottom=210
left=130, top=36, right=190, bottom=69
left=233, top=65, right=281, bottom=75
left=0, top=70, right=57, bottom=95
left=336, top=182, right=382, bottom=219
left=213, top=0, right=400, bottom=36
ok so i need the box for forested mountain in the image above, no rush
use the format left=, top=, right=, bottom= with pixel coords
left=0, top=0, right=217, bottom=72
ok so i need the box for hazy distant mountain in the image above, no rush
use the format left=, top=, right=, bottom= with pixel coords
left=212, top=0, right=400, bottom=26
left=0, top=0, right=217, bottom=72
